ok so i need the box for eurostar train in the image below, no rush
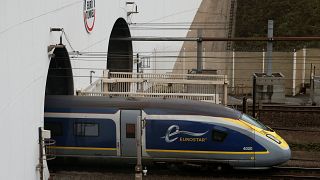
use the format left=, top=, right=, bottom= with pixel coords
left=44, top=96, right=291, bottom=169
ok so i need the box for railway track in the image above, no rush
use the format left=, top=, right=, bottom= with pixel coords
left=271, top=166, right=320, bottom=179
left=272, top=127, right=320, bottom=132
left=234, top=104, right=320, bottom=113
left=291, top=158, right=320, bottom=162
left=259, top=105, right=320, bottom=113
left=49, top=163, right=320, bottom=180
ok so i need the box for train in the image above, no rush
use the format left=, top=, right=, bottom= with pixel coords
left=44, top=95, right=291, bottom=169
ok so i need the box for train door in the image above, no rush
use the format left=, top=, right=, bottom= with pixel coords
left=120, top=110, right=141, bottom=157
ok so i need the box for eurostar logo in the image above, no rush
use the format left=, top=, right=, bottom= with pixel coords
left=83, top=0, right=96, bottom=33
left=161, top=125, right=208, bottom=143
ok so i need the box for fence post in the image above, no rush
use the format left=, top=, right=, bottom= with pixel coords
left=203, top=47, right=206, bottom=69
left=137, top=53, right=140, bottom=73
left=135, top=116, right=142, bottom=180
left=242, top=97, right=247, bottom=114
left=262, top=48, right=265, bottom=73
left=252, top=75, right=257, bottom=118
left=302, top=47, right=306, bottom=88
left=223, top=80, right=228, bottom=106
left=310, top=63, right=313, bottom=85
left=100, top=76, right=104, bottom=93
left=183, top=48, right=186, bottom=74
left=292, top=49, right=297, bottom=96
left=232, top=49, right=235, bottom=93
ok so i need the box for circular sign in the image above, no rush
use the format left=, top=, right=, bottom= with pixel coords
left=83, top=0, right=96, bottom=33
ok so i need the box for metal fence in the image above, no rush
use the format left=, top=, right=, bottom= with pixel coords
left=78, top=71, right=229, bottom=105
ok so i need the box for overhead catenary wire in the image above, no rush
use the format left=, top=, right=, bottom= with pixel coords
left=47, top=74, right=316, bottom=81
left=112, top=36, right=320, bottom=42
left=0, top=0, right=82, bottom=35
left=50, top=20, right=320, bottom=92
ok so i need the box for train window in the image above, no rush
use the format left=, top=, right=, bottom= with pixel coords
left=74, top=123, right=99, bottom=137
left=126, top=124, right=135, bottom=138
left=212, top=130, right=228, bottom=142
left=241, top=114, right=270, bottom=131
left=44, top=122, right=63, bottom=137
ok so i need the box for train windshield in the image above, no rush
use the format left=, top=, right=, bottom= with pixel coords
left=241, top=114, right=271, bottom=131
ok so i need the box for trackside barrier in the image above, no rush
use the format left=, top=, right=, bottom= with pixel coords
left=78, top=71, right=229, bottom=105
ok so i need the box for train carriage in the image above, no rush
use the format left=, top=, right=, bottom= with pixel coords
left=44, top=96, right=291, bottom=169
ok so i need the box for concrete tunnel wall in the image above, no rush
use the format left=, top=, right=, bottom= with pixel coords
left=0, top=1, right=131, bottom=179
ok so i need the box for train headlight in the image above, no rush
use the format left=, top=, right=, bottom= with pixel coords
left=266, top=134, right=281, bottom=144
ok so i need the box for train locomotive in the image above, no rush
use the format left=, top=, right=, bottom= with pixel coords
left=44, top=95, right=291, bottom=169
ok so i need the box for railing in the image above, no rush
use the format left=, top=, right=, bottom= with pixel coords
left=83, top=78, right=103, bottom=92
left=38, top=128, right=56, bottom=180
left=77, top=92, right=220, bottom=103
left=44, top=139, right=56, bottom=161
left=79, top=71, right=229, bottom=105
left=108, top=72, right=227, bottom=82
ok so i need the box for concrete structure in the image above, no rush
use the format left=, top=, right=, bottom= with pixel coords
left=254, top=73, right=285, bottom=104
left=0, top=1, right=133, bottom=179
left=0, top=1, right=208, bottom=179
left=132, top=0, right=202, bottom=74
left=173, top=0, right=233, bottom=75
left=169, top=0, right=319, bottom=98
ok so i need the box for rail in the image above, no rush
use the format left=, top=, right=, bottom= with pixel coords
left=77, top=92, right=219, bottom=103
left=271, top=166, right=320, bottom=179
left=108, top=72, right=227, bottom=81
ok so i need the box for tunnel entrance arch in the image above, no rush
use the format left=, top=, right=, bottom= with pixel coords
left=107, top=18, right=133, bottom=72
left=45, top=46, right=74, bottom=95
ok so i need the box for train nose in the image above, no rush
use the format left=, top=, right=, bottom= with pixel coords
left=278, top=137, right=291, bottom=164
left=279, top=147, right=291, bottom=164
left=272, top=138, right=291, bottom=166
left=269, top=133, right=291, bottom=165
left=265, top=144, right=291, bottom=167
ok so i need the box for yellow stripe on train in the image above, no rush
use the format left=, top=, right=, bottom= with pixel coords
left=49, top=146, right=117, bottom=151
left=146, top=149, right=269, bottom=155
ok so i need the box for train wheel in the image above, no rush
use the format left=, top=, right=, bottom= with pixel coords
left=208, top=164, right=231, bottom=172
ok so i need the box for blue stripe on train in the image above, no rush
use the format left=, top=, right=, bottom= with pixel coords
left=146, top=119, right=266, bottom=152
left=45, top=117, right=117, bottom=148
